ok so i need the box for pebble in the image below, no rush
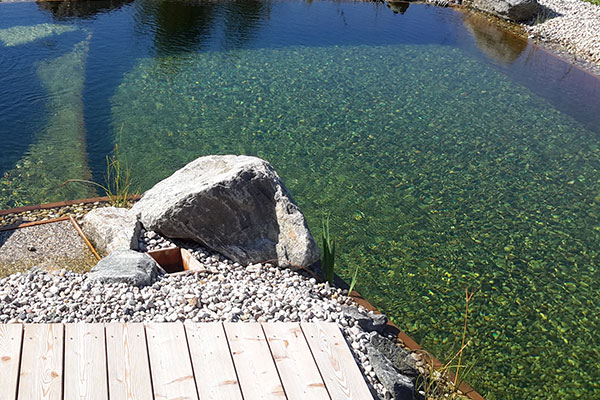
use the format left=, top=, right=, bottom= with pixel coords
left=0, top=227, right=446, bottom=399
left=525, top=0, right=600, bottom=66
left=0, top=259, right=399, bottom=398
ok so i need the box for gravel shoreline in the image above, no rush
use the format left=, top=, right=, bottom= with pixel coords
left=0, top=224, right=455, bottom=399
left=524, top=0, right=600, bottom=67
left=0, top=254, right=396, bottom=398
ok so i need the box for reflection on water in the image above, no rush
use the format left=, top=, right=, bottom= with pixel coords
left=36, top=0, right=134, bottom=19
left=461, top=10, right=526, bottom=64
left=388, top=1, right=410, bottom=15
left=134, top=0, right=271, bottom=55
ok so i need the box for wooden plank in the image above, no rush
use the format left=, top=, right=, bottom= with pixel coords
left=263, top=323, right=330, bottom=400
left=301, top=322, right=373, bottom=400
left=18, top=324, right=64, bottom=400
left=184, top=322, right=243, bottom=400
left=224, top=322, right=286, bottom=399
left=105, top=323, right=153, bottom=400
left=0, top=324, right=23, bottom=400
left=145, top=323, right=198, bottom=400
left=64, top=324, right=108, bottom=400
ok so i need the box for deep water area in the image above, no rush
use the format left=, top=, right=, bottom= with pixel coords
left=1, top=0, right=600, bottom=398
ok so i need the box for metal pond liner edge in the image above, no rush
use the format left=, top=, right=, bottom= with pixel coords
left=0, top=194, right=141, bottom=216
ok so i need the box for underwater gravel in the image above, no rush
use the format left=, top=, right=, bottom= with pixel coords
left=526, top=0, right=600, bottom=65
left=0, top=219, right=97, bottom=276
left=0, top=256, right=401, bottom=398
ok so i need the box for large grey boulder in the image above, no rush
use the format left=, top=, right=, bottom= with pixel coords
left=130, top=155, right=320, bottom=269
left=471, top=0, right=538, bottom=22
left=82, top=207, right=141, bottom=256
left=87, top=250, right=165, bottom=287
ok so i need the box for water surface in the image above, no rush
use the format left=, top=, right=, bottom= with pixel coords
left=1, top=1, right=600, bottom=398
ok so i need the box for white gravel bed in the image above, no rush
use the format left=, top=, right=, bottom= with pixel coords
left=0, top=258, right=392, bottom=398
left=526, top=0, right=600, bottom=65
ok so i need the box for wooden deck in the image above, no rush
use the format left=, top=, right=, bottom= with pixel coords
left=0, top=322, right=374, bottom=400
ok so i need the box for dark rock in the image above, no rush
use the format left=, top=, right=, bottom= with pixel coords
left=88, top=250, right=165, bottom=287
left=370, top=333, right=418, bottom=378
left=471, top=0, right=538, bottom=22
left=342, top=305, right=389, bottom=333
left=367, top=344, right=415, bottom=400
left=130, top=155, right=320, bottom=269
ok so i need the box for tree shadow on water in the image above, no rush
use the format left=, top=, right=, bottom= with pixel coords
left=36, top=0, right=134, bottom=21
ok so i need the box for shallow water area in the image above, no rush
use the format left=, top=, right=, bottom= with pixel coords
left=0, top=220, right=98, bottom=275
left=1, top=0, right=600, bottom=398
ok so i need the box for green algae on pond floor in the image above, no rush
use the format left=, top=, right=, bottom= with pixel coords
left=111, top=44, right=600, bottom=398
left=0, top=39, right=95, bottom=209
left=0, top=23, right=77, bottom=47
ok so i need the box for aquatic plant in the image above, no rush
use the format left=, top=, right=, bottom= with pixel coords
left=321, top=216, right=335, bottom=284
left=416, top=289, right=476, bottom=400
left=0, top=23, right=77, bottom=47
left=63, top=144, right=133, bottom=208
left=455, top=288, right=475, bottom=387
left=348, top=264, right=359, bottom=294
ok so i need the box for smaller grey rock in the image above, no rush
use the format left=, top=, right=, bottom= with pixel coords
left=82, top=207, right=142, bottom=256
left=367, top=344, right=415, bottom=400
left=472, top=0, right=538, bottom=22
left=88, top=250, right=165, bottom=287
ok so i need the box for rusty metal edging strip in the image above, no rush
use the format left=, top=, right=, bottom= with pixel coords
left=0, top=194, right=141, bottom=217
left=0, top=216, right=71, bottom=232
left=334, top=275, right=485, bottom=400
left=68, top=216, right=101, bottom=261
left=0, top=215, right=102, bottom=262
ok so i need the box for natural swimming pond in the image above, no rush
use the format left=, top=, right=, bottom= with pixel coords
left=1, top=0, right=600, bottom=397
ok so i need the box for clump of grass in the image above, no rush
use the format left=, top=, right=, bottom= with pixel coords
left=62, top=144, right=133, bottom=207
left=416, top=288, right=476, bottom=400
left=455, top=288, right=475, bottom=387
left=321, top=215, right=335, bottom=284
left=348, top=264, right=359, bottom=294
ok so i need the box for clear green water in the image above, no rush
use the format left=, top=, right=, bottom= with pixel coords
left=1, top=1, right=600, bottom=398
left=113, top=44, right=600, bottom=398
